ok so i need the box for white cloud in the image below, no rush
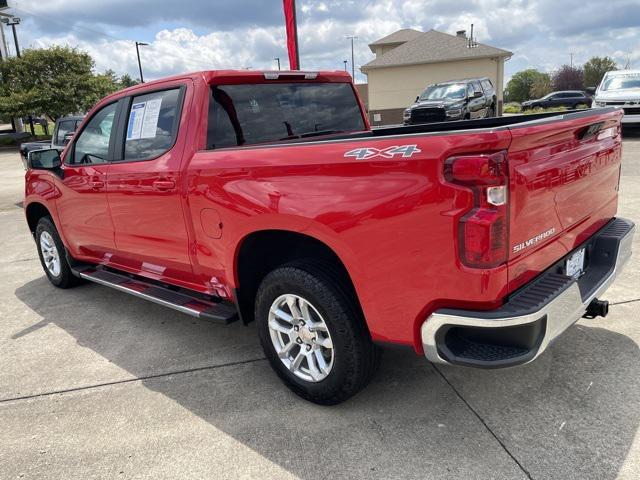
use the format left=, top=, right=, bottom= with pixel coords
left=8, top=0, right=640, bottom=85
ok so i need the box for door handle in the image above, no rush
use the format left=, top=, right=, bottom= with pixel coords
left=153, top=179, right=176, bottom=191
left=89, top=179, right=104, bottom=189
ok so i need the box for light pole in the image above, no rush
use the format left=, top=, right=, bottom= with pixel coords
left=135, top=41, right=149, bottom=83
left=275, top=57, right=281, bottom=70
left=343, top=60, right=347, bottom=71
left=346, top=35, right=357, bottom=81
left=1, top=16, right=31, bottom=134
left=1, top=16, right=19, bottom=57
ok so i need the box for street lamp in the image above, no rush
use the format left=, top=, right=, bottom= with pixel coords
left=1, top=16, right=20, bottom=57
left=343, top=60, right=348, bottom=71
left=345, top=35, right=357, bottom=81
left=274, top=57, right=281, bottom=70
left=135, top=41, right=149, bottom=83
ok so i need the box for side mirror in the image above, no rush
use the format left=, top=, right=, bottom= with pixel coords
left=63, top=132, right=75, bottom=145
left=585, top=87, right=596, bottom=96
left=415, top=96, right=420, bottom=102
left=473, top=91, right=483, bottom=98
left=27, top=148, right=62, bottom=170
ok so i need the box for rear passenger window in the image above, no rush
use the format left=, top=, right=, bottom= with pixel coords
left=123, top=88, right=181, bottom=161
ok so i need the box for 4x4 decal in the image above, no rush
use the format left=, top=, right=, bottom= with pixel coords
left=344, top=145, right=421, bottom=160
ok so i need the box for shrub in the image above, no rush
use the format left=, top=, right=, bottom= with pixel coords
left=503, top=103, right=522, bottom=114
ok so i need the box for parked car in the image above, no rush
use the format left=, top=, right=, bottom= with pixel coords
left=521, top=91, right=592, bottom=110
left=403, top=77, right=496, bottom=124
left=24, top=70, right=633, bottom=405
left=590, top=69, right=640, bottom=124
left=19, top=116, right=84, bottom=169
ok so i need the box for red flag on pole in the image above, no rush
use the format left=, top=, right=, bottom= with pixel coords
left=283, top=0, right=300, bottom=70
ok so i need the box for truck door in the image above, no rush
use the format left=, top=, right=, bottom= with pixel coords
left=56, top=101, right=118, bottom=260
left=467, top=82, right=483, bottom=118
left=105, top=82, right=196, bottom=286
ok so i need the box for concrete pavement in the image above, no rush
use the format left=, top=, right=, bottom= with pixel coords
left=1, top=130, right=639, bottom=479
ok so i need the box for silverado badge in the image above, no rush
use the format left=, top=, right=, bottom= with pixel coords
left=513, top=228, right=556, bottom=253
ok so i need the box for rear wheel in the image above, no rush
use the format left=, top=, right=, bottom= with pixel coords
left=255, top=262, right=380, bottom=405
left=35, top=217, right=80, bottom=289
left=486, top=104, right=495, bottom=118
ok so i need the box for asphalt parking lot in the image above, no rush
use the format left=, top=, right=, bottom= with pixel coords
left=1, top=131, right=639, bottom=480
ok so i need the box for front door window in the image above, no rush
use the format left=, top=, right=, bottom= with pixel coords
left=72, top=103, right=117, bottom=164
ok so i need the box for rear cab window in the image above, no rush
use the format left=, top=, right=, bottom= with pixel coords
left=207, top=82, right=366, bottom=149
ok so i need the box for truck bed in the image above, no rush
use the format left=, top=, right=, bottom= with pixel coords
left=273, top=109, right=612, bottom=145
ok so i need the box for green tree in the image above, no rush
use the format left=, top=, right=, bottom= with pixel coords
left=0, top=46, right=119, bottom=121
left=530, top=73, right=552, bottom=99
left=505, top=69, right=549, bottom=103
left=118, top=73, right=139, bottom=89
left=583, top=56, right=617, bottom=88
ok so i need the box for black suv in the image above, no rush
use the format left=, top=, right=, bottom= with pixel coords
left=403, top=77, right=496, bottom=125
left=521, top=91, right=592, bottom=110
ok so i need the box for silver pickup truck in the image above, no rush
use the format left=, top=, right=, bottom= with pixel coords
left=591, top=70, right=640, bottom=124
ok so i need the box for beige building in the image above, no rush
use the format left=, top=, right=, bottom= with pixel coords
left=361, top=29, right=512, bottom=125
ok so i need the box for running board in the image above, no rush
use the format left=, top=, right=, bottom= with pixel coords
left=76, top=267, right=238, bottom=324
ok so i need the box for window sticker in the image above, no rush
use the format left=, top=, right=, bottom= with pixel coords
left=126, top=97, right=163, bottom=140
left=141, top=98, right=162, bottom=138
left=126, top=102, right=146, bottom=140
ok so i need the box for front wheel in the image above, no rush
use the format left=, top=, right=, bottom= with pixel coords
left=255, top=263, right=380, bottom=405
left=35, top=217, right=80, bottom=288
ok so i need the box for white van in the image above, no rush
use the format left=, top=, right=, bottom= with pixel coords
left=592, top=70, right=640, bottom=124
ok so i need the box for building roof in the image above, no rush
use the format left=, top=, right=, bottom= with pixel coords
left=368, top=28, right=423, bottom=49
left=362, top=29, right=512, bottom=70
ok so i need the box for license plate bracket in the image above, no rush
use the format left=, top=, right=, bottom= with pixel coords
left=565, top=248, right=586, bottom=279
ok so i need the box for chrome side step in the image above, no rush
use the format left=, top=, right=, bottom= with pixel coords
left=76, top=267, right=238, bottom=324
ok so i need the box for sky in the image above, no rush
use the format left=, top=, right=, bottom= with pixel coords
left=2, top=0, right=639, bottom=84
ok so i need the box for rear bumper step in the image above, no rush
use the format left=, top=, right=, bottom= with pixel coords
left=75, top=267, right=238, bottom=324
left=421, top=217, right=635, bottom=368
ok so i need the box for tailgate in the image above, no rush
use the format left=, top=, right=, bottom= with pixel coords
left=506, top=108, right=624, bottom=292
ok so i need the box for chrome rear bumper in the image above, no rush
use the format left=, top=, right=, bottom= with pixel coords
left=421, top=218, right=635, bottom=368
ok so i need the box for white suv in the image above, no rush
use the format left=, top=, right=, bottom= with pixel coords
left=591, top=70, right=640, bottom=124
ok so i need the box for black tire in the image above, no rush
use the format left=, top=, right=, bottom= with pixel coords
left=35, top=216, right=80, bottom=288
left=486, top=104, right=495, bottom=118
left=255, top=261, right=381, bottom=405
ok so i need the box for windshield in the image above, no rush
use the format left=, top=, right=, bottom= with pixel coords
left=601, top=74, right=640, bottom=91
left=419, top=83, right=466, bottom=101
left=207, top=82, right=366, bottom=148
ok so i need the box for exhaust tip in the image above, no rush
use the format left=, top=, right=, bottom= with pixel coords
left=583, top=298, right=609, bottom=319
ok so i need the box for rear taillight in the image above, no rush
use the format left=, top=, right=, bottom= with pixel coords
left=444, top=151, right=509, bottom=268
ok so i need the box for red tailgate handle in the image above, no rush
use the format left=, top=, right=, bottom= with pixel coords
left=153, top=179, right=176, bottom=191
left=89, top=179, right=104, bottom=189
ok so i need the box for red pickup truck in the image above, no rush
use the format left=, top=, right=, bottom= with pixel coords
left=24, top=70, right=634, bottom=404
